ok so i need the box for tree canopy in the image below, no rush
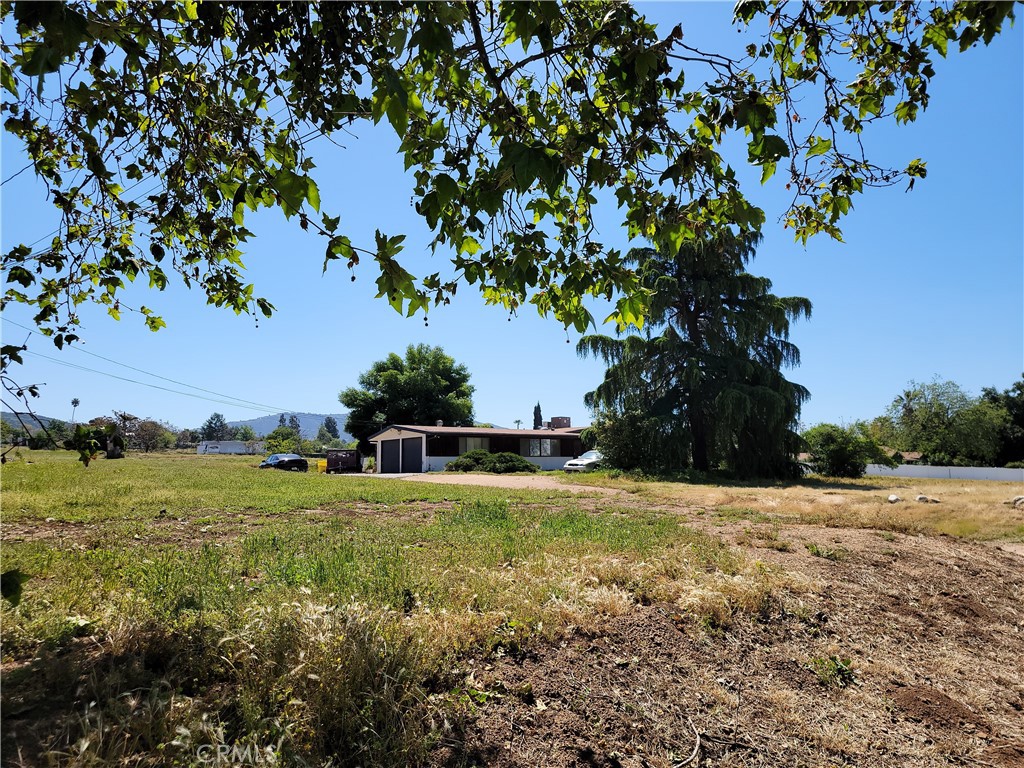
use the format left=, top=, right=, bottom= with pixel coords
left=870, top=377, right=1014, bottom=467
left=322, top=416, right=340, bottom=440
left=199, top=412, right=232, bottom=442
left=1, top=0, right=1016, bottom=368
left=340, top=344, right=474, bottom=452
left=580, top=230, right=809, bottom=478
left=981, top=377, right=1024, bottom=467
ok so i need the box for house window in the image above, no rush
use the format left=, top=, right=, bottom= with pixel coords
left=459, top=436, right=490, bottom=453
left=521, top=438, right=557, bottom=457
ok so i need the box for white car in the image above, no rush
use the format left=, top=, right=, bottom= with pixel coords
left=563, top=450, right=603, bottom=472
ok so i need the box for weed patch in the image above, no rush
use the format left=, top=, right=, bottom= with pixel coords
left=805, top=542, right=847, bottom=561
left=808, top=655, right=858, bottom=688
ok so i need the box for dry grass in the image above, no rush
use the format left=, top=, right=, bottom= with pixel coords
left=572, top=474, right=1024, bottom=541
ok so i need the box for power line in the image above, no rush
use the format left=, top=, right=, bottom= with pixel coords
left=23, top=349, right=291, bottom=416
left=4, top=318, right=293, bottom=414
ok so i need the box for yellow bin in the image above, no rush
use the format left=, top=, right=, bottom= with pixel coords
left=317, top=459, right=327, bottom=473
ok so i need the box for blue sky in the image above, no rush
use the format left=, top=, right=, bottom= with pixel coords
left=2, top=4, right=1022, bottom=433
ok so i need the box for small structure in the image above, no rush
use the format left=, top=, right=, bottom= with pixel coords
left=326, top=448, right=361, bottom=473
left=368, top=423, right=586, bottom=473
left=197, top=440, right=263, bottom=455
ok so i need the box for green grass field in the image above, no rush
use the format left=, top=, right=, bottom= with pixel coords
left=3, top=450, right=1021, bottom=767
left=2, top=451, right=748, bottom=766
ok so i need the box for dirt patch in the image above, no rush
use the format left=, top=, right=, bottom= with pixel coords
left=889, top=684, right=989, bottom=732
left=434, top=525, right=1024, bottom=768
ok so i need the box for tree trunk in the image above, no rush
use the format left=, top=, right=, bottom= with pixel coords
left=683, top=300, right=711, bottom=472
left=689, top=399, right=710, bottom=472
left=105, top=437, right=124, bottom=459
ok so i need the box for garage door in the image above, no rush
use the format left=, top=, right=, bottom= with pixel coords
left=401, top=437, right=422, bottom=473
left=380, top=439, right=400, bottom=473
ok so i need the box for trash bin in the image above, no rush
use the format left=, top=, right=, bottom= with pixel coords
left=317, top=459, right=327, bottom=473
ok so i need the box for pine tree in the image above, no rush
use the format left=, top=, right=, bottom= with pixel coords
left=580, top=230, right=810, bottom=478
left=533, top=402, right=543, bottom=430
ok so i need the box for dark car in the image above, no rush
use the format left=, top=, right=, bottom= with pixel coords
left=258, top=453, right=309, bottom=472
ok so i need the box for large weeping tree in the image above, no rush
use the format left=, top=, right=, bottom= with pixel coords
left=579, top=230, right=810, bottom=478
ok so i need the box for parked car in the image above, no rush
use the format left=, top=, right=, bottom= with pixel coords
left=563, top=450, right=603, bottom=472
left=259, top=453, right=309, bottom=472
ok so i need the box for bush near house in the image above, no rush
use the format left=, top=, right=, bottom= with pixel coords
left=445, top=450, right=538, bottom=474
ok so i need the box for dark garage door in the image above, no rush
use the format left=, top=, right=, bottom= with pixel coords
left=380, top=439, right=401, bottom=474
left=401, top=437, right=423, bottom=473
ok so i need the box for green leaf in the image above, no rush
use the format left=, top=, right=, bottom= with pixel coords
left=750, top=134, right=790, bottom=164
left=273, top=169, right=308, bottom=217
left=906, top=159, right=927, bottom=178
left=232, top=181, right=248, bottom=213
left=434, top=174, right=459, bottom=206
left=306, top=177, right=320, bottom=213
left=0, top=60, right=18, bottom=98
left=606, top=292, right=648, bottom=332
left=806, top=136, right=832, bottom=158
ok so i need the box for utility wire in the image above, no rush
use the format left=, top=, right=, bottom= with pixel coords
left=23, top=349, right=291, bottom=415
left=4, top=318, right=293, bottom=414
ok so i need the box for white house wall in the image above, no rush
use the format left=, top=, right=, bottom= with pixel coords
left=423, top=455, right=567, bottom=472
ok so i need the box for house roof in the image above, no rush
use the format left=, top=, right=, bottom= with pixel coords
left=880, top=447, right=924, bottom=462
left=368, top=424, right=584, bottom=441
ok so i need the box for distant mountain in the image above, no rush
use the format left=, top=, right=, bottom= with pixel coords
left=228, top=412, right=352, bottom=440
left=2, top=411, right=57, bottom=431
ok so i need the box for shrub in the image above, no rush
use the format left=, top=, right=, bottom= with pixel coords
left=802, top=423, right=895, bottom=478
left=445, top=450, right=537, bottom=474
left=445, top=449, right=492, bottom=472
left=587, top=409, right=688, bottom=474
left=482, top=452, right=538, bottom=474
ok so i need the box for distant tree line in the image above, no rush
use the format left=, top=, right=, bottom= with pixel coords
left=803, top=376, right=1024, bottom=477
left=2, top=409, right=354, bottom=461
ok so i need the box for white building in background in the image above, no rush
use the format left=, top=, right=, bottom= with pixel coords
left=197, top=440, right=264, bottom=455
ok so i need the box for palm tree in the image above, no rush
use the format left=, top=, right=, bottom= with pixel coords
left=70, top=398, right=80, bottom=424
left=513, top=419, right=523, bottom=430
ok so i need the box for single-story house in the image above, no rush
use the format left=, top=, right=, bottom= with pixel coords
left=368, top=424, right=587, bottom=473
left=197, top=440, right=264, bottom=455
